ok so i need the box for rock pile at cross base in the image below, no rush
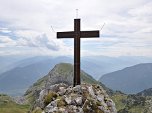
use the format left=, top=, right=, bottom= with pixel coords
left=32, top=83, right=117, bottom=113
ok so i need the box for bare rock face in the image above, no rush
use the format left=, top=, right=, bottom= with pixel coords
left=33, top=83, right=117, bottom=113
left=46, top=64, right=74, bottom=87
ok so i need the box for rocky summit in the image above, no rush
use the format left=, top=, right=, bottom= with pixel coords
left=25, top=63, right=117, bottom=113
left=32, top=83, right=117, bottom=113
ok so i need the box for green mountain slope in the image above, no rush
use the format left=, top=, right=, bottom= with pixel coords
left=0, top=94, right=29, bottom=113
left=111, top=93, right=152, bottom=113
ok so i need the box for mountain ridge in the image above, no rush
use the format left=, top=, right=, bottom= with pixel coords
left=137, top=88, right=152, bottom=96
left=100, top=63, right=152, bottom=94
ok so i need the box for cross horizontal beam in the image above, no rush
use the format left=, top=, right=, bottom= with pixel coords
left=57, top=31, right=75, bottom=38
left=81, top=31, right=99, bottom=38
left=57, top=30, right=99, bottom=38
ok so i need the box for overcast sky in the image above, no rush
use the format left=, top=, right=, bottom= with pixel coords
left=0, top=0, right=152, bottom=57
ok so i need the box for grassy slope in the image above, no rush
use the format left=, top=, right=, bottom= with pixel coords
left=0, top=94, right=29, bottom=113
left=111, top=92, right=152, bottom=113
left=111, top=93, right=127, bottom=111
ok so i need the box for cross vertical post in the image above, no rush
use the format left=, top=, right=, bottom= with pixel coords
left=74, top=19, right=81, bottom=86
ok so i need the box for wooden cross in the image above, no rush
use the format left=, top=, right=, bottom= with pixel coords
left=57, top=19, right=99, bottom=86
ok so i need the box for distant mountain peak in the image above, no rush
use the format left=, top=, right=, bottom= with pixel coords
left=100, top=63, right=152, bottom=94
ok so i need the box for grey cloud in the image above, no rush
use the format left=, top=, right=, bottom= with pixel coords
left=36, top=34, right=60, bottom=51
left=45, top=44, right=59, bottom=51
left=15, top=33, right=60, bottom=51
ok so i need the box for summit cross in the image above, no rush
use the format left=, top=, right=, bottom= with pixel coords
left=57, top=19, right=100, bottom=86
